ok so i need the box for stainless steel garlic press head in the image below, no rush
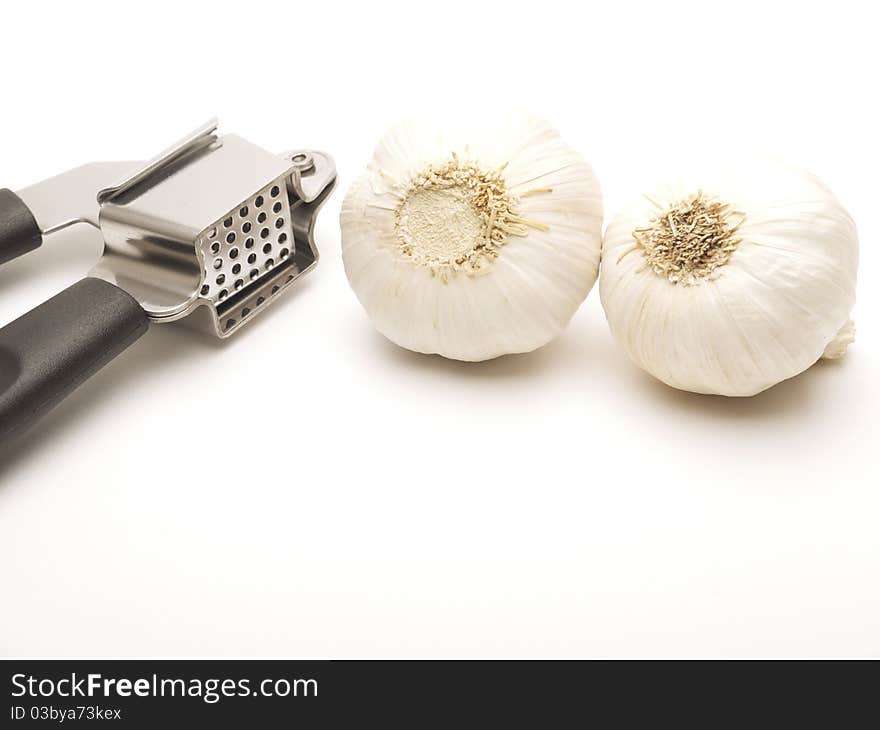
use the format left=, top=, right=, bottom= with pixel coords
left=0, top=119, right=335, bottom=439
left=23, top=118, right=335, bottom=337
left=91, top=119, right=335, bottom=337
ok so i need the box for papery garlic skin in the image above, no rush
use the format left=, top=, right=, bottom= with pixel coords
left=600, top=160, right=858, bottom=396
left=341, top=117, right=603, bottom=361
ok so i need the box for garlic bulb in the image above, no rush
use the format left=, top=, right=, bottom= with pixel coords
left=340, top=117, right=603, bottom=361
left=600, top=159, right=858, bottom=396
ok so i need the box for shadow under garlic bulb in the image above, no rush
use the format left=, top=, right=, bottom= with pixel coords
left=600, top=159, right=858, bottom=396
left=340, top=117, right=603, bottom=361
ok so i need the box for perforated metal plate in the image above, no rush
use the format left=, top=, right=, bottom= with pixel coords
left=196, top=177, right=295, bottom=307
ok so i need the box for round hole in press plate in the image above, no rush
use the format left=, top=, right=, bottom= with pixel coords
left=226, top=232, right=236, bottom=244
left=241, top=307, right=251, bottom=317
left=255, top=195, right=264, bottom=207
left=278, top=232, right=288, bottom=244
left=200, top=284, right=210, bottom=296
left=239, top=206, right=249, bottom=217
left=210, top=241, right=221, bottom=254
left=262, top=243, right=272, bottom=254
left=242, top=222, right=252, bottom=234
left=257, top=212, right=267, bottom=224
left=216, top=274, right=226, bottom=285
left=213, top=258, right=223, bottom=270
left=247, top=253, right=257, bottom=264
left=256, top=296, right=265, bottom=306
left=275, top=217, right=284, bottom=229
left=260, top=228, right=270, bottom=239
left=280, top=248, right=289, bottom=259
left=245, top=237, right=255, bottom=249
left=232, top=263, right=241, bottom=275
left=250, top=269, right=259, bottom=280
left=266, top=259, right=275, bottom=270
left=229, top=247, right=239, bottom=260
left=226, top=318, right=236, bottom=330
left=223, top=217, right=233, bottom=228
left=234, top=279, right=244, bottom=290
left=219, top=289, right=228, bottom=300
left=270, top=185, right=280, bottom=198
left=273, top=201, right=282, bottom=214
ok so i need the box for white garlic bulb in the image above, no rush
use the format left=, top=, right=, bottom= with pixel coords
left=600, top=159, right=858, bottom=396
left=340, top=117, right=603, bottom=361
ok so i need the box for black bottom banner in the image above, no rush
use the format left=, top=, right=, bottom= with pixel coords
left=3, top=659, right=876, bottom=727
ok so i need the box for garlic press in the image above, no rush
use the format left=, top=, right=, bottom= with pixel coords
left=0, top=119, right=335, bottom=440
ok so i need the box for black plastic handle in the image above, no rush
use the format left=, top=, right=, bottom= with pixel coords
left=0, top=188, right=42, bottom=265
left=0, top=278, right=149, bottom=440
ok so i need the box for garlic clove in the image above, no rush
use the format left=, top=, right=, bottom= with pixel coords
left=822, top=319, right=856, bottom=360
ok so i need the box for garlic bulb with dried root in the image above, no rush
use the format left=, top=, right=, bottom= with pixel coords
left=600, top=159, right=859, bottom=396
left=340, top=117, right=603, bottom=361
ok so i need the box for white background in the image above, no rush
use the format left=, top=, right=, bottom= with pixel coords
left=0, top=0, right=877, bottom=658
